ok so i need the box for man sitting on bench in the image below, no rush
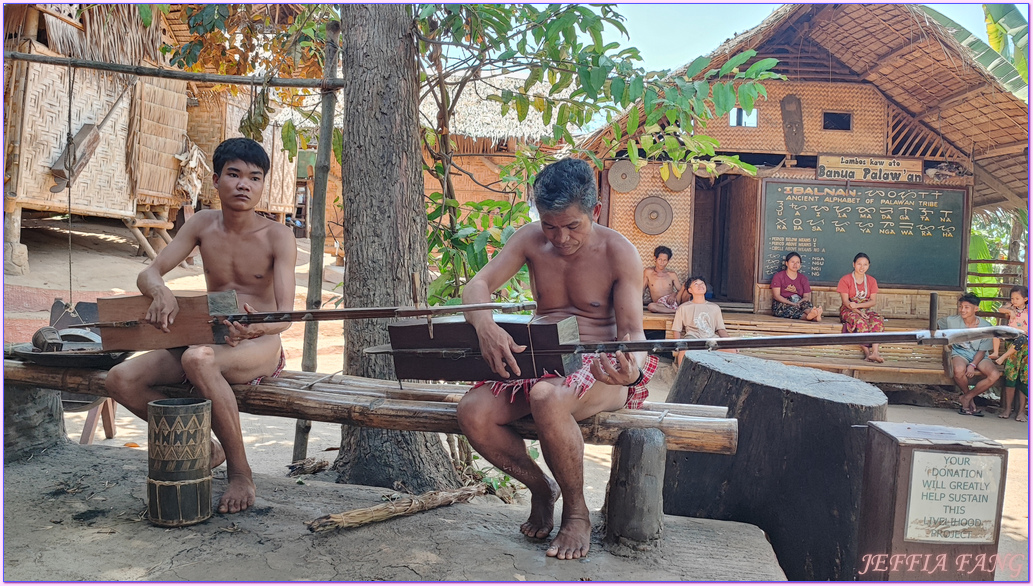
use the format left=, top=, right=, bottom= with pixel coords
left=457, top=158, right=658, bottom=561
left=938, top=293, right=1000, bottom=416
left=644, top=246, right=685, bottom=314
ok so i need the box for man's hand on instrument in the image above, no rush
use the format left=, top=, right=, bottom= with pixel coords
left=222, top=303, right=265, bottom=347
left=476, top=323, right=526, bottom=378
left=143, top=285, right=179, bottom=333
left=590, top=337, right=642, bottom=387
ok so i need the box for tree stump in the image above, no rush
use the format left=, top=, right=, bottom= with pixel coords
left=604, top=428, right=666, bottom=551
left=663, top=351, right=887, bottom=580
left=4, top=384, right=68, bottom=461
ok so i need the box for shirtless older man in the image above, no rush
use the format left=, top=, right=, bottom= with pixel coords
left=106, top=138, right=297, bottom=514
left=458, top=158, right=658, bottom=560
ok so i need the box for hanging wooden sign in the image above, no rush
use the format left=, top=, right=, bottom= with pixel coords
left=817, top=155, right=924, bottom=184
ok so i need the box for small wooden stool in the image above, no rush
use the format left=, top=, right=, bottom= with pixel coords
left=77, top=398, right=117, bottom=445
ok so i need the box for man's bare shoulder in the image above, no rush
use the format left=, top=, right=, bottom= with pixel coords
left=594, top=224, right=639, bottom=257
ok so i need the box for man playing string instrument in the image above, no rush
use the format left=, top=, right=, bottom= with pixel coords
left=106, top=138, right=297, bottom=515
left=457, top=157, right=658, bottom=560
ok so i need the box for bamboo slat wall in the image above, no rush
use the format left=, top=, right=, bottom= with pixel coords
left=606, top=162, right=694, bottom=280
left=129, top=76, right=188, bottom=206
left=12, top=41, right=134, bottom=218
left=701, top=81, right=888, bottom=156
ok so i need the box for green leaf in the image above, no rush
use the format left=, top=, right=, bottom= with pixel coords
left=332, top=128, right=343, bottom=165
left=139, top=4, right=153, bottom=28
left=627, top=141, right=639, bottom=166
left=744, top=58, right=779, bottom=78
left=280, top=121, right=298, bottom=162
left=719, top=49, right=756, bottom=77
left=922, top=6, right=1027, bottom=92
left=628, top=75, right=644, bottom=104
left=610, top=77, right=625, bottom=106
left=682, top=56, right=711, bottom=80
left=473, top=230, right=491, bottom=254
left=590, top=67, right=608, bottom=98
left=711, top=81, right=736, bottom=116
left=515, top=94, right=529, bottom=121
left=627, top=106, right=640, bottom=136
left=643, top=87, right=657, bottom=112
left=524, top=67, right=542, bottom=91
left=739, top=83, right=758, bottom=113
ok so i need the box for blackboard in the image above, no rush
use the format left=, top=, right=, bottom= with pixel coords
left=760, top=181, right=967, bottom=288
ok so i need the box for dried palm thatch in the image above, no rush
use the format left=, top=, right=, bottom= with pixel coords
left=41, top=4, right=163, bottom=67
left=173, top=137, right=211, bottom=208
left=305, top=484, right=487, bottom=533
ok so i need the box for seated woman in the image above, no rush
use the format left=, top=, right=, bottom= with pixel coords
left=770, top=252, right=822, bottom=322
left=837, top=252, right=886, bottom=363
left=672, top=276, right=733, bottom=367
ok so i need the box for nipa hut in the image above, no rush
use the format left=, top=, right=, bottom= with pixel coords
left=3, top=4, right=189, bottom=275
left=581, top=4, right=1028, bottom=317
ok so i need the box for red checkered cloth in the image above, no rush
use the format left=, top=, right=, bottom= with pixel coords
left=472, top=353, right=660, bottom=410
left=250, top=348, right=286, bottom=385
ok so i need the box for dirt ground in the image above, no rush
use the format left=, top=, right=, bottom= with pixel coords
left=3, top=218, right=1028, bottom=581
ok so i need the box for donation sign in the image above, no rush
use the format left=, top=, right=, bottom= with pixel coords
left=905, top=450, right=1003, bottom=544
left=817, top=155, right=924, bottom=184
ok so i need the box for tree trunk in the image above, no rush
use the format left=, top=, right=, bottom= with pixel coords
left=5, top=385, right=67, bottom=461
left=334, top=4, right=461, bottom=493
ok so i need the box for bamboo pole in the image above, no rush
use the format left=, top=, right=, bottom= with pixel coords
left=123, top=221, right=158, bottom=261
left=2, top=361, right=737, bottom=455
left=4, top=51, right=346, bottom=89
left=296, top=18, right=341, bottom=462
left=306, top=484, right=487, bottom=532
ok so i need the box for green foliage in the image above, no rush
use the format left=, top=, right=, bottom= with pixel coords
left=921, top=6, right=1027, bottom=97
left=984, top=4, right=1029, bottom=84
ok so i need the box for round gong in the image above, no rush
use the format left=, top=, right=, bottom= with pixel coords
left=607, top=160, right=640, bottom=193
left=634, top=196, right=674, bottom=235
left=663, top=166, right=693, bottom=191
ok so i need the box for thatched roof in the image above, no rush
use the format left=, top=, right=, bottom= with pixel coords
left=582, top=4, right=1028, bottom=211
left=275, top=75, right=576, bottom=144
left=4, top=4, right=163, bottom=65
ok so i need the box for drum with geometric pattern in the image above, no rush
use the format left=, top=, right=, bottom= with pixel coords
left=147, top=398, right=212, bottom=527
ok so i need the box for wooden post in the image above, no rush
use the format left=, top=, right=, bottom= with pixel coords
left=663, top=351, right=888, bottom=580
left=604, top=427, right=666, bottom=550
left=4, top=205, right=29, bottom=275
left=293, top=16, right=341, bottom=461
left=928, top=292, right=939, bottom=331
left=4, top=384, right=67, bottom=461
left=856, top=422, right=1007, bottom=581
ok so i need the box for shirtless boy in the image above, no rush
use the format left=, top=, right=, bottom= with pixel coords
left=643, top=246, right=684, bottom=313
left=457, top=158, right=658, bottom=560
left=937, top=293, right=1001, bottom=417
left=106, top=138, right=297, bottom=514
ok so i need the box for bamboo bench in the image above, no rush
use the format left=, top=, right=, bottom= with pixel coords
left=3, top=359, right=738, bottom=548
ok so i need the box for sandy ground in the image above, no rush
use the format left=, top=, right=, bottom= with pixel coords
left=3, top=218, right=1029, bottom=581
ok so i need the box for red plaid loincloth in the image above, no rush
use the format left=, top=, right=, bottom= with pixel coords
left=473, top=353, right=660, bottom=410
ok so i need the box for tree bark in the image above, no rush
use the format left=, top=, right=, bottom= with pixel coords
left=334, top=4, right=461, bottom=493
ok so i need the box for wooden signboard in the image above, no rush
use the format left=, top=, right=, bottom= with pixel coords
left=387, top=314, right=581, bottom=382
left=856, top=421, right=1008, bottom=581
left=817, top=155, right=925, bottom=184
left=759, top=180, right=967, bottom=288
left=96, top=292, right=221, bottom=351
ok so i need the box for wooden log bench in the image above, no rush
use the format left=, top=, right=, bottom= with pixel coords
left=3, top=359, right=738, bottom=549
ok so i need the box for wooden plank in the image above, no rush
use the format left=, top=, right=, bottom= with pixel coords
left=96, top=292, right=218, bottom=351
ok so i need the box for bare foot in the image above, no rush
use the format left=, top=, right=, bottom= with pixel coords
left=218, top=473, right=256, bottom=514
left=546, top=514, right=592, bottom=560
left=868, top=352, right=884, bottom=363
left=998, top=410, right=1012, bottom=419
left=813, top=306, right=823, bottom=322
left=210, top=439, right=226, bottom=469
left=520, top=477, right=560, bottom=539
left=861, top=346, right=871, bottom=361
left=1017, top=413, right=1027, bottom=423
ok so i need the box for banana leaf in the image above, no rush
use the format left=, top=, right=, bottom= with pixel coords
left=921, top=6, right=1028, bottom=98
left=984, top=4, right=1029, bottom=84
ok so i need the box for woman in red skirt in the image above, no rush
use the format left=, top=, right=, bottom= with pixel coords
left=837, top=252, right=886, bottom=362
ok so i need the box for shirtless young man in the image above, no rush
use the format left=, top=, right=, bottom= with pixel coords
left=457, top=158, right=658, bottom=560
left=643, top=246, right=683, bottom=314
left=106, top=138, right=297, bottom=514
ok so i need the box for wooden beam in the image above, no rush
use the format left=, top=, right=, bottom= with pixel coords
left=913, top=84, right=992, bottom=120
left=973, top=164, right=1027, bottom=208
left=974, top=141, right=1028, bottom=160
left=34, top=5, right=85, bottom=31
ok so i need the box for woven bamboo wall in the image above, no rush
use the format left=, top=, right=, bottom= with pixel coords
left=14, top=45, right=133, bottom=218
left=755, top=285, right=962, bottom=320
left=701, top=81, right=887, bottom=156
left=225, top=96, right=296, bottom=214
left=606, top=162, right=694, bottom=280
left=130, top=76, right=188, bottom=205
left=185, top=94, right=225, bottom=207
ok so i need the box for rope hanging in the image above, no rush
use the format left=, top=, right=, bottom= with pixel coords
left=64, top=64, right=76, bottom=317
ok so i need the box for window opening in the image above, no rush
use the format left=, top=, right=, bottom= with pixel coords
left=822, top=112, right=852, bottom=131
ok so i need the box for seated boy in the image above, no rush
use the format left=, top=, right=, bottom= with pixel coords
left=672, top=276, right=733, bottom=367
left=937, top=293, right=1000, bottom=416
